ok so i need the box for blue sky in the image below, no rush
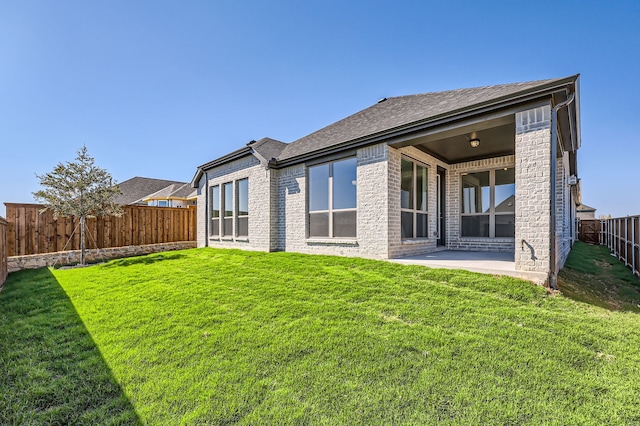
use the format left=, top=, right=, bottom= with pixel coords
left=1, top=1, right=638, bottom=217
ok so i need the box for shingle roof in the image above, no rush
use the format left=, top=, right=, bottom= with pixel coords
left=250, top=137, right=287, bottom=162
left=114, top=177, right=188, bottom=205
left=577, top=203, right=596, bottom=212
left=278, top=77, right=571, bottom=161
left=193, top=75, right=578, bottom=178
left=142, top=183, right=194, bottom=201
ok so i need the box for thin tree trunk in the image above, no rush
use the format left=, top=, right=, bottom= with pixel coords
left=80, top=215, right=86, bottom=265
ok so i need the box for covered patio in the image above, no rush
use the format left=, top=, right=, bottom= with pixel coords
left=389, top=250, right=528, bottom=280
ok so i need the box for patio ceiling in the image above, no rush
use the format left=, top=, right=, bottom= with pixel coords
left=389, top=114, right=516, bottom=164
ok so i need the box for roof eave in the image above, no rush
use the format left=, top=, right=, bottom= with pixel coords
left=191, top=146, right=253, bottom=188
left=273, top=75, right=579, bottom=168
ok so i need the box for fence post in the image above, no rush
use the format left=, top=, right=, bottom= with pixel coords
left=0, top=216, right=7, bottom=287
left=632, top=217, right=636, bottom=277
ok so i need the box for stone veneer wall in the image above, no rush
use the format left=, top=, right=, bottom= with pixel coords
left=514, top=104, right=552, bottom=283
left=7, top=241, right=196, bottom=273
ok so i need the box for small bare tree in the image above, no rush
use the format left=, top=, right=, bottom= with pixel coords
left=33, top=146, right=123, bottom=265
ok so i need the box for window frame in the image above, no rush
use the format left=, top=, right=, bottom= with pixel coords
left=460, top=167, right=515, bottom=238
left=400, top=157, right=429, bottom=240
left=236, top=178, right=249, bottom=237
left=209, top=179, right=250, bottom=239
left=209, top=185, right=220, bottom=237
left=307, top=157, right=357, bottom=239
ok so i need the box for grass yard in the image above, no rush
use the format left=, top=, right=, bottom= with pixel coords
left=2, top=248, right=640, bottom=424
left=559, top=241, right=640, bottom=312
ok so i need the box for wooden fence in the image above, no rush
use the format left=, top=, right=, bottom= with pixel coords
left=0, top=216, right=7, bottom=286
left=4, top=203, right=197, bottom=257
left=598, top=216, right=640, bottom=279
left=578, top=219, right=601, bottom=245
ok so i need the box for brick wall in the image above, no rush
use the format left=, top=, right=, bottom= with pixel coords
left=274, top=144, right=390, bottom=259
left=514, top=104, right=552, bottom=281
left=198, top=155, right=274, bottom=251
left=388, top=146, right=450, bottom=258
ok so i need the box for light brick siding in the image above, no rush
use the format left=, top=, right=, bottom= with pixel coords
left=388, top=146, right=448, bottom=258
left=274, top=144, right=390, bottom=259
left=197, top=155, right=274, bottom=251
left=514, top=105, right=552, bottom=279
left=555, top=153, right=573, bottom=271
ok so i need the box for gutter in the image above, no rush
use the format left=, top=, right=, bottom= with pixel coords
left=549, top=91, right=576, bottom=289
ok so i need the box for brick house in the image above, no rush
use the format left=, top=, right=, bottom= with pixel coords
left=191, top=75, right=581, bottom=286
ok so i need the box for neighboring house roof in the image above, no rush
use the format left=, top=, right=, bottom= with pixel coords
left=142, top=183, right=195, bottom=202
left=115, top=177, right=189, bottom=205
left=192, top=75, right=580, bottom=186
left=577, top=203, right=596, bottom=213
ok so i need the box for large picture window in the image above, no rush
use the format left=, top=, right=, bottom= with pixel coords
left=401, top=157, right=428, bottom=239
left=308, top=157, right=357, bottom=238
left=461, top=168, right=515, bottom=238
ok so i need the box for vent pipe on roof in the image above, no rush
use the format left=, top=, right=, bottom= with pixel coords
left=549, top=90, right=575, bottom=290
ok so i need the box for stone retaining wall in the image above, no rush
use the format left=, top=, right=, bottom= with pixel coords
left=7, top=241, right=196, bottom=273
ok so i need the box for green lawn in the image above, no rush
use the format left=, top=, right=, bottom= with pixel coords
left=2, top=248, right=640, bottom=425
left=559, top=241, right=640, bottom=312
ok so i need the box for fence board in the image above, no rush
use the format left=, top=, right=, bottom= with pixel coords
left=599, top=215, right=640, bottom=279
left=4, top=203, right=197, bottom=256
left=579, top=219, right=600, bottom=244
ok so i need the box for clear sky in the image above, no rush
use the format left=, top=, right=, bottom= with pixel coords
left=1, top=1, right=638, bottom=217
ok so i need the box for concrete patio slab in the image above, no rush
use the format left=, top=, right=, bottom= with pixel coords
left=389, top=250, right=516, bottom=276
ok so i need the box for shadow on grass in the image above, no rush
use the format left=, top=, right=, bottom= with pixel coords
left=101, top=251, right=188, bottom=268
left=558, top=242, right=640, bottom=313
left=0, top=268, right=141, bottom=425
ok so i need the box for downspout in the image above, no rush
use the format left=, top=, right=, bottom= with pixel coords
left=204, top=170, right=209, bottom=247
left=549, top=91, right=575, bottom=289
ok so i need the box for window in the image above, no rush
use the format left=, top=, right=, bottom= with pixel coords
left=222, top=182, right=233, bottom=236
left=401, top=157, right=428, bottom=239
left=210, top=185, right=220, bottom=236
left=210, top=179, right=250, bottom=238
left=308, top=157, right=357, bottom=238
left=461, top=168, right=515, bottom=238
left=236, top=178, right=248, bottom=237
